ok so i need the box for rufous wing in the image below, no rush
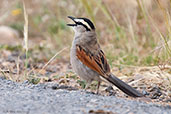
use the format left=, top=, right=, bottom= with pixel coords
left=76, top=45, right=110, bottom=77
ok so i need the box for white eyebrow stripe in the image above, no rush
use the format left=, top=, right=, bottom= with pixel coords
left=74, top=19, right=91, bottom=29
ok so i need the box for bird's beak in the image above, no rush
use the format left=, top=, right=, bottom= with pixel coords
left=67, top=16, right=77, bottom=26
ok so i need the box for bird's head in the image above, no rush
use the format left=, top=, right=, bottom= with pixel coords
left=67, top=16, right=95, bottom=33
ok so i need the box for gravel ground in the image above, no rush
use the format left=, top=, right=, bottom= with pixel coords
left=0, top=77, right=170, bottom=114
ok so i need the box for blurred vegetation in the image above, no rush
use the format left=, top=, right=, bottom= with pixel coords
left=0, top=0, right=170, bottom=67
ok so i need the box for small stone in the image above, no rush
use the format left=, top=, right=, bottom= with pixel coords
left=52, top=85, right=59, bottom=90
left=142, top=90, right=150, bottom=96
left=105, top=86, right=116, bottom=96
left=105, top=86, right=114, bottom=92
left=0, top=26, right=20, bottom=45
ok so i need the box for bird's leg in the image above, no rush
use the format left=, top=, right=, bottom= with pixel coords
left=96, top=81, right=101, bottom=94
left=84, top=82, right=91, bottom=91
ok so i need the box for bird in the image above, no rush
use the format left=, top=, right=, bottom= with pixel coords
left=67, top=16, right=143, bottom=97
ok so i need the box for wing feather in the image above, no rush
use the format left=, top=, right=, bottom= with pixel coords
left=76, top=45, right=110, bottom=77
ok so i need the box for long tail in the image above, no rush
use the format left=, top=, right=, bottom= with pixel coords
left=106, top=74, right=143, bottom=97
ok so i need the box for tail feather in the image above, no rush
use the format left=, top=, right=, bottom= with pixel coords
left=106, top=74, right=143, bottom=97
